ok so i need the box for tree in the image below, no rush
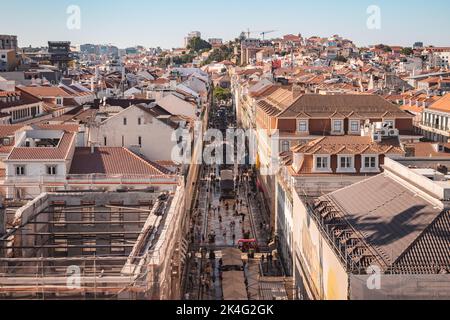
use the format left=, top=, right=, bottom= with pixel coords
left=401, top=47, right=414, bottom=56
left=202, top=45, right=234, bottom=65
left=187, top=37, right=212, bottom=52
left=213, top=87, right=232, bottom=101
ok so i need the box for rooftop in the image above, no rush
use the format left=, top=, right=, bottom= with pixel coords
left=69, top=147, right=172, bottom=176
left=312, top=159, right=450, bottom=274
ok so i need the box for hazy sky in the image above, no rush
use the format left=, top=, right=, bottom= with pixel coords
left=1, top=0, right=450, bottom=49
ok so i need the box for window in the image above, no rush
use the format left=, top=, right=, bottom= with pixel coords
left=298, top=120, right=308, bottom=132
left=54, top=239, right=68, bottom=255
left=16, top=166, right=25, bottom=176
left=138, top=136, right=142, bottom=147
left=56, top=97, right=63, bottom=105
left=110, top=207, right=124, bottom=226
left=281, top=141, right=290, bottom=152
left=337, top=155, right=355, bottom=173
left=104, top=136, right=107, bottom=146
left=350, top=120, right=360, bottom=133
left=83, top=240, right=96, bottom=254
left=47, top=165, right=57, bottom=175
left=333, top=120, right=343, bottom=133
left=340, top=156, right=353, bottom=168
left=316, top=156, right=329, bottom=169
left=138, top=117, right=142, bottom=125
left=361, top=156, right=379, bottom=173
left=123, top=117, right=127, bottom=125
left=364, top=156, right=377, bottom=168
left=82, top=207, right=95, bottom=227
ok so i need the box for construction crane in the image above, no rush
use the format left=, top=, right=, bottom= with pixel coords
left=260, top=30, right=277, bottom=40
left=244, top=29, right=277, bottom=40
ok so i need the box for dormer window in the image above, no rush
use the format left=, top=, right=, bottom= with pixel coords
left=56, top=97, right=63, bottom=106
left=337, top=155, right=356, bottom=173
left=361, top=155, right=380, bottom=173
left=350, top=120, right=360, bottom=133
left=332, top=120, right=344, bottom=134
left=314, top=155, right=331, bottom=173
left=298, top=120, right=309, bottom=133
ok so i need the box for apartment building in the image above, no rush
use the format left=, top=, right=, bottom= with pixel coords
left=91, top=103, right=187, bottom=162
left=0, top=35, right=18, bottom=51
left=419, top=93, right=450, bottom=142
left=0, top=49, right=17, bottom=72
left=292, top=158, right=450, bottom=300
left=0, top=125, right=179, bottom=200
left=256, top=92, right=416, bottom=227
left=0, top=86, right=46, bottom=124
left=275, top=134, right=405, bottom=275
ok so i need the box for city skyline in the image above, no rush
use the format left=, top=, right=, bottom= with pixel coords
left=2, top=0, right=450, bottom=49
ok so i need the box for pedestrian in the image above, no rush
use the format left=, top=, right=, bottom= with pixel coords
left=219, top=215, right=222, bottom=223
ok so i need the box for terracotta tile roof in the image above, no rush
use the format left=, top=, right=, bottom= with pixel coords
left=35, top=123, right=80, bottom=132
left=291, top=136, right=404, bottom=156
left=404, top=142, right=450, bottom=158
left=0, top=89, right=41, bottom=110
left=7, top=132, right=76, bottom=161
left=69, top=147, right=171, bottom=175
left=0, top=125, right=24, bottom=138
left=276, top=94, right=413, bottom=118
left=18, top=86, right=72, bottom=98
left=428, top=94, right=450, bottom=113
left=257, top=86, right=295, bottom=115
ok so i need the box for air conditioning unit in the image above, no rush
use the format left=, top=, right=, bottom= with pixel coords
left=373, top=133, right=382, bottom=142
left=388, top=129, right=399, bottom=137
left=376, top=128, right=389, bottom=137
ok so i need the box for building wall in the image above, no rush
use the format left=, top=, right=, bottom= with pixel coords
left=275, top=180, right=293, bottom=276
left=292, top=189, right=349, bottom=300
left=95, top=106, right=178, bottom=161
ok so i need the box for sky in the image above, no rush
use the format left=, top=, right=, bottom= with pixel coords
left=1, top=0, right=450, bottom=49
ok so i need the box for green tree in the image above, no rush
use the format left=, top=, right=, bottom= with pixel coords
left=187, top=37, right=212, bottom=52
left=401, top=47, right=414, bottom=56
left=213, top=87, right=232, bottom=101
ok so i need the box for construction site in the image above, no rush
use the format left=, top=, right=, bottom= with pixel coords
left=0, top=187, right=186, bottom=300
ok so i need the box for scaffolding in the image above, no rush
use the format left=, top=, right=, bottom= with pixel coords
left=0, top=189, right=186, bottom=300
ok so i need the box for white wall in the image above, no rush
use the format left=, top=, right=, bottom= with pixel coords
left=94, top=106, right=179, bottom=161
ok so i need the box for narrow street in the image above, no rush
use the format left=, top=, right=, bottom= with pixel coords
left=182, top=98, right=284, bottom=301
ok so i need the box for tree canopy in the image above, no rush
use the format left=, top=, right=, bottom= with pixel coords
left=401, top=47, right=414, bottom=56
left=213, top=86, right=232, bottom=101
left=187, top=37, right=212, bottom=52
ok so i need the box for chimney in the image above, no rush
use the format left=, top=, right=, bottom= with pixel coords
left=90, top=143, right=95, bottom=154
left=292, top=152, right=304, bottom=173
